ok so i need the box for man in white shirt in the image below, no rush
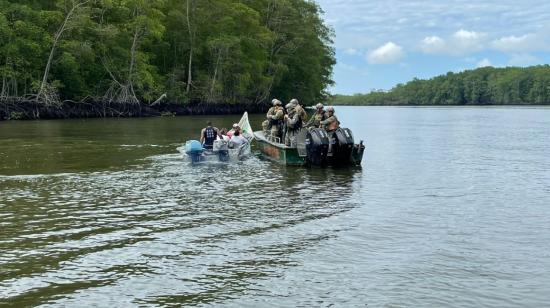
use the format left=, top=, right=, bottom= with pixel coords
left=230, top=124, right=248, bottom=148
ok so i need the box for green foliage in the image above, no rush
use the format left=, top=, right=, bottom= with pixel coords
left=332, top=66, right=550, bottom=106
left=0, top=0, right=335, bottom=105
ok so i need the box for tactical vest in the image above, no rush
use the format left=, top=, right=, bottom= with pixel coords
left=270, top=108, right=284, bottom=126
left=296, top=105, right=308, bottom=122
left=314, top=112, right=326, bottom=127
left=288, top=113, right=303, bottom=132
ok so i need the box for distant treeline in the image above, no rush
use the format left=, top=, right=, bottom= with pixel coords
left=332, top=65, right=550, bottom=106
left=0, top=0, right=334, bottom=111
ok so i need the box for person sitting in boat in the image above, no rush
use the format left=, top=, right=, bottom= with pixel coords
left=217, top=128, right=230, bottom=141
left=229, top=124, right=248, bottom=148
left=320, top=106, right=340, bottom=132
left=268, top=100, right=284, bottom=142
left=306, top=103, right=327, bottom=128
left=200, top=121, right=219, bottom=150
left=262, top=99, right=279, bottom=134
left=284, top=101, right=304, bottom=147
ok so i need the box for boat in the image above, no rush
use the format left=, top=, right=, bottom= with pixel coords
left=178, top=112, right=254, bottom=163
left=254, top=127, right=365, bottom=167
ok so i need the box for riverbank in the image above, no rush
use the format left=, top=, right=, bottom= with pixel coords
left=0, top=99, right=268, bottom=121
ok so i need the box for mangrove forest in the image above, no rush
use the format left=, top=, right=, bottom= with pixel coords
left=332, top=65, right=550, bottom=106
left=0, top=0, right=335, bottom=119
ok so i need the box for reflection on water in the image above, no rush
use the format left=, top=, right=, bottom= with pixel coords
left=0, top=149, right=362, bottom=306
left=2, top=107, right=550, bottom=307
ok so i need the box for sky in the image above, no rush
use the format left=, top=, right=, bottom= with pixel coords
left=315, top=0, right=550, bottom=94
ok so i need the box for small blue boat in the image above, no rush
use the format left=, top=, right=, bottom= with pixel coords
left=178, top=112, right=253, bottom=164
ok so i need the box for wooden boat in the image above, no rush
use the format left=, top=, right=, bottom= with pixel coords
left=254, top=127, right=365, bottom=167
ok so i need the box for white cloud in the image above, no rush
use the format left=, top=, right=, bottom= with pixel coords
left=453, top=29, right=481, bottom=40
left=419, top=29, right=488, bottom=55
left=314, top=0, right=550, bottom=92
left=491, top=32, right=550, bottom=52
left=397, top=18, right=408, bottom=24
left=507, top=53, right=540, bottom=66
left=367, top=42, right=405, bottom=64
left=343, top=48, right=361, bottom=55
left=420, top=36, right=446, bottom=53
left=476, top=58, right=492, bottom=67
left=317, top=0, right=550, bottom=53
left=453, top=29, right=487, bottom=50
left=492, top=35, right=531, bottom=52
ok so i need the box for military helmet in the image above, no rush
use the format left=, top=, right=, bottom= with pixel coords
left=315, top=103, right=324, bottom=109
left=274, top=99, right=282, bottom=106
left=290, top=98, right=299, bottom=105
left=285, top=102, right=294, bottom=110
left=327, top=106, right=335, bottom=112
left=271, top=98, right=279, bottom=106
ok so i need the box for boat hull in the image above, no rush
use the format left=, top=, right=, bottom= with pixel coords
left=177, top=144, right=251, bottom=164
left=254, top=131, right=364, bottom=167
left=255, top=135, right=306, bottom=166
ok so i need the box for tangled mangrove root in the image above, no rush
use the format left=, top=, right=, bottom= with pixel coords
left=35, top=83, right=61, bottom=107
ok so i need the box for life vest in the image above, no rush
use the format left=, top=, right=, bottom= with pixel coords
left=203, top=126, right=217, bottom=149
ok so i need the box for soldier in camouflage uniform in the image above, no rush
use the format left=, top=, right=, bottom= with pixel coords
left=262, top=99, right=279, bottom=134
left=284, top=101, right=304, bottom=147
left=305, top=103, right=327, bottom=128
left=290, top=98, right=308, bottom=123
left=268, top=100, right=285, bottom=142
left=320, top=106, right=340, bottom=132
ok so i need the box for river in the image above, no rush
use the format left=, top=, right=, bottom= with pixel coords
left=1, top=106, right=549, bottom=307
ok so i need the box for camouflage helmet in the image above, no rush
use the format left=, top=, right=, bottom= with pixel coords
left=315, top=103, right=324, bottom=109
left=327, top=106, right=335, bottom=113
left=271, top=98, right=279, bottom=106
left=290, top=98, right=299, bottom=105
left=285, top=102, right=295, bottom=110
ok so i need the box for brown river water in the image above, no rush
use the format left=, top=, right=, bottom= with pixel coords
left=1, top=106, right=550, bottom=307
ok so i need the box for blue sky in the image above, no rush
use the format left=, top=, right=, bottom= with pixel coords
left=315, top=0, right=550, bottom=94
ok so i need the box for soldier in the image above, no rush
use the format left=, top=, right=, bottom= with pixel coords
left=262, top=99, right=279, bottom=134
left=320, top=106, right=340, bottom=132
left=268, top=100, right=284, bottom=142
left=290, top=98, right=308, bottom=123
left=284, top=101, right=304, bottom=147
left=305, top=103, right=327, bottom=128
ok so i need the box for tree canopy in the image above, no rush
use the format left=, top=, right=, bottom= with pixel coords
left=0, top=0, right=335, bottom=106
left=332, top=66, right=550, bottom=106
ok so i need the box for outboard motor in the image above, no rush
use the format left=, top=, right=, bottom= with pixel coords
left=213, top=139, right=229, bottom=162
left=331, top=128, right=355, bottom=165
left=185, top=140, right=204, bottom=163
left=305, top=128, right=329, bottom=166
